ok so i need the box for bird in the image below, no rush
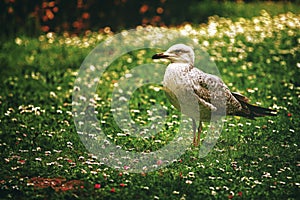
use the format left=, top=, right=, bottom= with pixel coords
left=152, top=44, right=277, bottom=146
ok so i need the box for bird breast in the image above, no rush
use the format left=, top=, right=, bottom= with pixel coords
left=163, top=63, right=201, bottom=119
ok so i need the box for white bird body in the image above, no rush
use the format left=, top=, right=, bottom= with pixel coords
left=152, top=44, right=276, bottom=146
left=163, top=63, right=201, bottom=120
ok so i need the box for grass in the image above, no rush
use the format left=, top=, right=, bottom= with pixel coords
left=188, top=1, right=300, bottom=24
left=1, top=11, right=300, bottom=199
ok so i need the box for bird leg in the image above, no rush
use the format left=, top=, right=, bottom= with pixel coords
left=192, top=119, right=197, bottom=146
left=196, top=121, right=202, bottom=146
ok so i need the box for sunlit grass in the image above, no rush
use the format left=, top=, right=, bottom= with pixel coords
left=0, top=11, right=299, bottom=199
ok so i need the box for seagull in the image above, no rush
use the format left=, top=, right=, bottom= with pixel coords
left=152, top=44, right=276, bottom=146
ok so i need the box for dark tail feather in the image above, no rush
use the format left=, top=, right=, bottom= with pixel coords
left=232, top=92, right=277, bottom=119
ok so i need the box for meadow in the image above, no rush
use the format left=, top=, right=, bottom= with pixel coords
left=0, top=11, right=299, bottom=199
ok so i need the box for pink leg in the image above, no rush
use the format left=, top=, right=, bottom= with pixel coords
left=196, top=121, right=202, bottom=146
left=192, top=119, right=196, bottom=146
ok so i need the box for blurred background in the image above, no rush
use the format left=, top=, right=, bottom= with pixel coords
left=1, top=0, right=299, bottom=37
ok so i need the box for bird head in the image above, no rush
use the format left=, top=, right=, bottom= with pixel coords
left=152, top=44, right=195, bottom=65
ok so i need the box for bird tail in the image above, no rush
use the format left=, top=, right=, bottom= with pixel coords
left=231, top=92, right=277, bottom=119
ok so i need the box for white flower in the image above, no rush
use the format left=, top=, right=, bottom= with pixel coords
left=173, top=191, right=180, bottom=195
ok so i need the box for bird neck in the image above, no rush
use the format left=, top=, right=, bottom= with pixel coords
left=169, top=62, right=194, bottom=71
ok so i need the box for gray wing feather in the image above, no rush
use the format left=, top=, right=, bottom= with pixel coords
left=189, top=68, right=242, bottom=114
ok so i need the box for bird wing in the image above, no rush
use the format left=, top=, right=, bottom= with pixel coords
left=189, top=68, right=242, bottom=114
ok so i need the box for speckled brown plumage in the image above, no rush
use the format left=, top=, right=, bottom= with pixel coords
left=152, top=44, right=276, bottom=146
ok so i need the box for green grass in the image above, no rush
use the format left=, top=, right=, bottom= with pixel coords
left=189, top=1, right=300, bottom=24
left=1, top=11, right=300, bottom=199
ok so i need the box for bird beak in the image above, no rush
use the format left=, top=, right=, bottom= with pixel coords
left=152, top=52, right=171, bottom=59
